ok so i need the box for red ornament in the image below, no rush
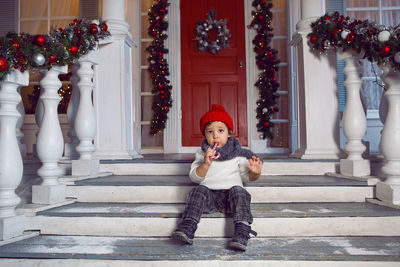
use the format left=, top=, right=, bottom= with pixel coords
left=49, top=56, right=57, bottom=64
left=89, top=24, right=99, bottom=35
left=0, top=57, right=9, bottom=72
left=380, top=45, right=391, bottom=56
left=346, top=32, right=356, bottom=43
left=332, top=29, right=340, bottom=38
left=158, top=83, right=164, bottom=88
left=34, top=35, right=46, bottom=46
left=326, top=16, right=331, bottom=20
left=309, top=34, right=317, bottom=44
left=258, top=15, right=264, bottom=20
left=101, top=23, right=108, bottom=32
left=69, top=46, right=78, bottom=55
left=264, top=121, right=270, bottom=126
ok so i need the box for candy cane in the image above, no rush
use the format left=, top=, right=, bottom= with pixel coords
left=209, top=142, right=221, bottom=160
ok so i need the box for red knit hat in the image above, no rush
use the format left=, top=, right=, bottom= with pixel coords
left=200, top=104, right=234, bottom=134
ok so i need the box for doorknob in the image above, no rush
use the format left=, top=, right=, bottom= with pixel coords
left=239, top=61, right=244, bottom=68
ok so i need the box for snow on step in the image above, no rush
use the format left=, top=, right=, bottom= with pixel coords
left=0, top=235, right=399, bottom=265
left=24, top=202, right=400, bottom=237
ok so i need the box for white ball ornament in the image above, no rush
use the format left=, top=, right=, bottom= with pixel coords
left=394, top=52, right=400, bottom=63
left=33, top=53, right=45, bottom=66
left=378, top=30, right=390, bottom=42
left=341, top=29, right=349, bottom=40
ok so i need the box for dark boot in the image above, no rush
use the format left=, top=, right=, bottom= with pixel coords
left=171, top=219, right=198, bottom=245
left=230, top=222, right=257, bottom=251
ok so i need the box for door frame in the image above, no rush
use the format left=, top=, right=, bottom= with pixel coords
left=163, top=0, right=286, bottom=153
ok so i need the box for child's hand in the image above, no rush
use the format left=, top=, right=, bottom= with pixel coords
left=247, top=156, right=262, bottom=181
left=204, top=147, right=216, bottom=166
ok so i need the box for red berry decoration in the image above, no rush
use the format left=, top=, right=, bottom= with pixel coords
left=89, top=23, right=99, bottom=35
left=0, top=57, right=9, bottom=72
left=34, top=35, right=46, bottom=46
left=380, top=45, right=391, bottom=56
left=10, top=40, right=20, bottom=49
left=309, top=34, right=317, bottom=44
left=69, top=46, right=78, bottom=55
left=49, top=55, right=57, bottom=64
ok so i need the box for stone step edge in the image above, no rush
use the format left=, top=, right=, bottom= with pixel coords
left=2, top=259, right=399, bottom=267
left=99, top=161, right=339, bottom=176
left=65, top=185, right=373, bottom=203
left=25, top=216, right=400, bottom=237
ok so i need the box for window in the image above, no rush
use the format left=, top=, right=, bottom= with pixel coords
left=18, top=0, right=79, bottom=114
left=269, top=0, right=289, bottom=148
left=346, top=0, right=400, bottom=110
left=140, top=0, right=163, bottom=149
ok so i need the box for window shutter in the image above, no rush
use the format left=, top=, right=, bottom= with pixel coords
left=79, top=0, right=99, bottom=20
left=0, top=0, right=18, bottom=35
left=326, top=0, right=347, bottom=112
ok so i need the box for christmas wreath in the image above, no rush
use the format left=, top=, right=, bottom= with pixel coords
left=248, top=0, right=280, bottom=140
left=308, top=12, right=400, bottom=71
left=195, top=10, right=231, bottom=55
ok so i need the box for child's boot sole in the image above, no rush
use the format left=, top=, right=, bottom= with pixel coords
left=230, top=241, right=247, bottom=251
left=171, top=231, right=193, bottom=245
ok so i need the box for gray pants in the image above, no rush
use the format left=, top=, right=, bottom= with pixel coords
left=182, top=185, right=253, bottom=224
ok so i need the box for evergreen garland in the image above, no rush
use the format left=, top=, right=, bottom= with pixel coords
left=0, top=19, right=110, bottom=80
left=308, top=12, right=400, bottom=71
left=248, top=0, right=280, bottom=139
left=146, top=0, right=172, bottom=135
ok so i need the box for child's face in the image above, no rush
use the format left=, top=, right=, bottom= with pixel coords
left=205, top=121, right=231, bottom=148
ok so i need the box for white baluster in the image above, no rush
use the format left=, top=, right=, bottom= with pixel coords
left=71, top=49, right=100, bottom=175
left=64, top=63, right=80, bottom=160
left=0, top=69, right=28, bottom=240
left=377, top=67, right=400, bottom=205
left=32, top=65, right=67, bottom=204
left=338, top=51, right=370, bottom=177
left=16, top=87, right=27, bottom=157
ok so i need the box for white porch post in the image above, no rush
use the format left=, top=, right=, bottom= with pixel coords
left=377, top=68, right=400, bottom=205
left=64, top=63, right=80, bottom=160
left=71, top=48, right=100, bottom=175
left=0, top=70, right=28, bottom=240
left=290, top=0, right=342, bottom=159
left=93, top=0, right=141, bottom=159
left=32, top=65, right=68, bottom=204
left=338, top=51, right=370, bottom=177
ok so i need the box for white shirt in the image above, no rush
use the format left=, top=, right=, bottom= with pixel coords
left=189, top=149, right=250, bottom=190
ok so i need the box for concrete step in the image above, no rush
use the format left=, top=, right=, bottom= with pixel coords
left=25, top=202, right=400, bottom=237
left=99, top=158, right=339, bottom=176
left=0, top=235, right=399, bottom=266
left=64, top=175, right=374, bottom=203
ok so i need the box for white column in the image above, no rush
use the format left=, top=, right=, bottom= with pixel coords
left=0, top=70, right=28, bottom=240
left=16, top=87, right=27, bottom=157
left=93, top=0, right=141, bottom=159
left=72, top=49, right=100, bottom=175
left=164, top=0, right=181, bottom=153
left=338, top=51, right=370, bottom=177
left=290, top=0, right=342, bottom=159
left=64, top=63, right=80, bottom=160
left=32, top=65, right=67, bottom=204
left=377, top=67, right=400, bottom=205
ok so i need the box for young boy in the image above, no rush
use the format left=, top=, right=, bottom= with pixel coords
left=171, top=104, right=263, bottom=251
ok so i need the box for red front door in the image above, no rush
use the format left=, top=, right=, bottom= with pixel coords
left=181, top=0, right=247, bottom=146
